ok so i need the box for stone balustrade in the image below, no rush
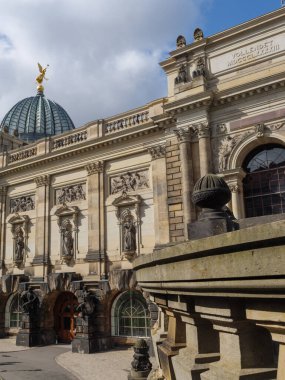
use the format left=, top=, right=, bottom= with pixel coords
left=52, top=130, right=88, bottom=150
left=134, top=219, right=285, bottom=380
left=105, top=110, right=149, bottom=134
left=8, top=146, right=37, bottom=164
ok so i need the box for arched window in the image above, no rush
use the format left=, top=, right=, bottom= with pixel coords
left=111, top=291, right=150, bottom=337
left=6, top=293, right=23, bottom=329
left=243, top=144, right=285, bottom=217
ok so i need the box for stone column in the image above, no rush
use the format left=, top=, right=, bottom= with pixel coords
left=196, top=122, right=211, bottom=176
left=224, top=169, right=246, bottom=219
left=174, top=127, right=195, bottom=238
left=85, top=161, right=105, bottom=278
left=148, top=145, right=170, bottom=247
left=0, top=186, right=7, bottom=272
left=33, top=175, right=50, bottom=277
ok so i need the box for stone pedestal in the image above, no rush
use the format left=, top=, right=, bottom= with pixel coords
left=16, top=314, right=40, bottom=347
left=72, top=316, right=97, bottom=354
left=201, top=322, right=277, bottom=380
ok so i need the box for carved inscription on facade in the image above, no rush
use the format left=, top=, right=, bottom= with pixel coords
left=56, top=184, right=86, bottom=204
left=10, top=196, right=35, bottom=213
left=110, top=170, right=149, bottom=195
left=227, top=40, right=280, bottom=68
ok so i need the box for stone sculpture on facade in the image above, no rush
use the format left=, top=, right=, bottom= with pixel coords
left=21, top=287, right=38, bottom=314
left=175, top=64, right=188, bottom=84
left=218, top=136, right=236, bottom=171
left=193, top=27, right=204, bottom=41
left=56, top=184, right=86, bottom=204
left=192, top=57, right=206, bottom=78
left=176, top=35, right=186, bottom=48
left=123, top=217, right=137, bottom=253
left=10, top=196, right=35, bottom=213
left=76, top=286, right=96, bottom=318
left=15, top=227, right=24, bottom=263
left=111, top=170, right=149, bottom=194
left=62, top=230, right=74, bottom=259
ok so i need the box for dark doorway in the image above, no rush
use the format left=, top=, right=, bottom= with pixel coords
left=54, top=292, right=78, bottom=343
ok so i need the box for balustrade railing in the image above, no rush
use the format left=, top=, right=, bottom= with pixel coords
left=105, top=110, right=149, bottom=134
left=8, top=147, right=37, bottom=163
left=52, top=130, right=88, bottom=150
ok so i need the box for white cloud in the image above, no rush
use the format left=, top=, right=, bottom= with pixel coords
left=0, top=0, right=211, bottom=127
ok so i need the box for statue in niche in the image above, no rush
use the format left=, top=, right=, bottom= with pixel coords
left=123, top=217, right=136, bottom=252
left=15, top=228, right=24, bottom=262
left=193, top=57, right=206, bottom=78
left=62, top=230, right=74, bottom=258
left=175, top=64, right=187, bottom=85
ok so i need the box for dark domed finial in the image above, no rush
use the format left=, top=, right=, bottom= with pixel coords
left=176, top=35, right=186, bottom=48
left=193, top=28, right=204, bottom=41
left=192, top=174, right=231, bottom=210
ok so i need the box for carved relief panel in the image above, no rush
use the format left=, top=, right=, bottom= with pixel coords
left=8, top=214, right=30, bottom=267
left=10, top=195, right=35, bottom=213
left=55, top=183, right=86, bottom=205
left=110, top=169, right=149, bottom=195
left=55, top=205, right=79, bottom=265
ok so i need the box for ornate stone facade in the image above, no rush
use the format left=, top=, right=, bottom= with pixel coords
left=110, top=170, right=149, bottom=194
left=10, top=196, right=35, bottom=213
left=56, top=184, right=86, bottom=204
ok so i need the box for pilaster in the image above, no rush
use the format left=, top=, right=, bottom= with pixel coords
left=223, top=169, right=246, bottom=219
left=33, top=175, right=50, bottom=274
left=0, top=186, right=7, bottom=272
left=174, top=127, right=195, bottom=238
left=85, top=161, right=105, bottom=277
left=148, top=145, right=170, bottom=246
left=195, top=122, right=211, bottom=176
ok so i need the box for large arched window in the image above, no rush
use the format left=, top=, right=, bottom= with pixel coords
left=111, top=291, right=150, bottom=337
left=5, top=293, right=23, bottom=329
left=243, top=144, right=285, bottom=217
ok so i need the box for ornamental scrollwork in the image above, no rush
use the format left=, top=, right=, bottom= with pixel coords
left=148, top=145, right=166, bottom=160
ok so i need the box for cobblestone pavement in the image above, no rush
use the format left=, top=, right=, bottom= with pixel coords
left=56, top=348, right=134, bottom=380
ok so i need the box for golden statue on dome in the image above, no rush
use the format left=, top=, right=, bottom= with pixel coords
left=36, top=63, right=49, bottom=92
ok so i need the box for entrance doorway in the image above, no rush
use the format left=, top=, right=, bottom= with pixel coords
left=54, top=292, right=78, bottom=343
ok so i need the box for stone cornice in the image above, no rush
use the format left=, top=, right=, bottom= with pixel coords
left=164, top=92, right=213, bottom=116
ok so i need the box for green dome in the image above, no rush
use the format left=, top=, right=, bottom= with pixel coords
left=0, top=91, right=75, bottom=142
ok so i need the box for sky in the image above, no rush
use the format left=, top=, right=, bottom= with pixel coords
left=0, top=0, right=281, bottom=128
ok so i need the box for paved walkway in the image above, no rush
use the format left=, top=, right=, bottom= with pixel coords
left=0, top=338, right=138, bottom=380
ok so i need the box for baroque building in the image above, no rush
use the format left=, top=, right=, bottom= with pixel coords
left=1, top=7, right=285, bottom=377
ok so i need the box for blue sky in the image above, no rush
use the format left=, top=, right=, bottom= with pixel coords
left=0, top=0, right=282, bottom=127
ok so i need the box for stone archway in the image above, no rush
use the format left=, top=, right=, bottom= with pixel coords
left=54, top=291, right=78, bottom=343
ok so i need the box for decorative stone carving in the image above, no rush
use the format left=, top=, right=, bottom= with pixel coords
left=56, top=184, right=86, bottom=204
left=229, top=184, right=239, bottom=193
left=110, top=170, right=149, bottom=195
left=193, top=27, right=204, bottom=41
left=76, top=286, right=96, bottom=318
left=218, top=136, right=237, bottom=171
left=269, top=121, right=285, bottom=131
left=85, top=161, right=104, bottom=176
left=173, top=126, right=191, bottom=143
left=148, top=145, right=166, bottom=160
left=176, top=35, right=186, bottom=49
left=34, top=175, right=49, bottom=187
left=175, top=64, right=188, bottom=85
left=215, top=123, right=228, bottom=135
left=255, top=123, right=265, bottom=137
left=192, top=57, right=206, bottom=78
left=10, top=195, right=35, bottom=213
left=8, top=214, right=30, bottom=267
left=112, top=194, right=142, bottom=260
left=194, top=123, right=210, bottom=139
left=0, top=186, right=7, bottom=196
left=21, top=287, right=39, bottom=314
left=55, top=204, right=79, bottom=264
